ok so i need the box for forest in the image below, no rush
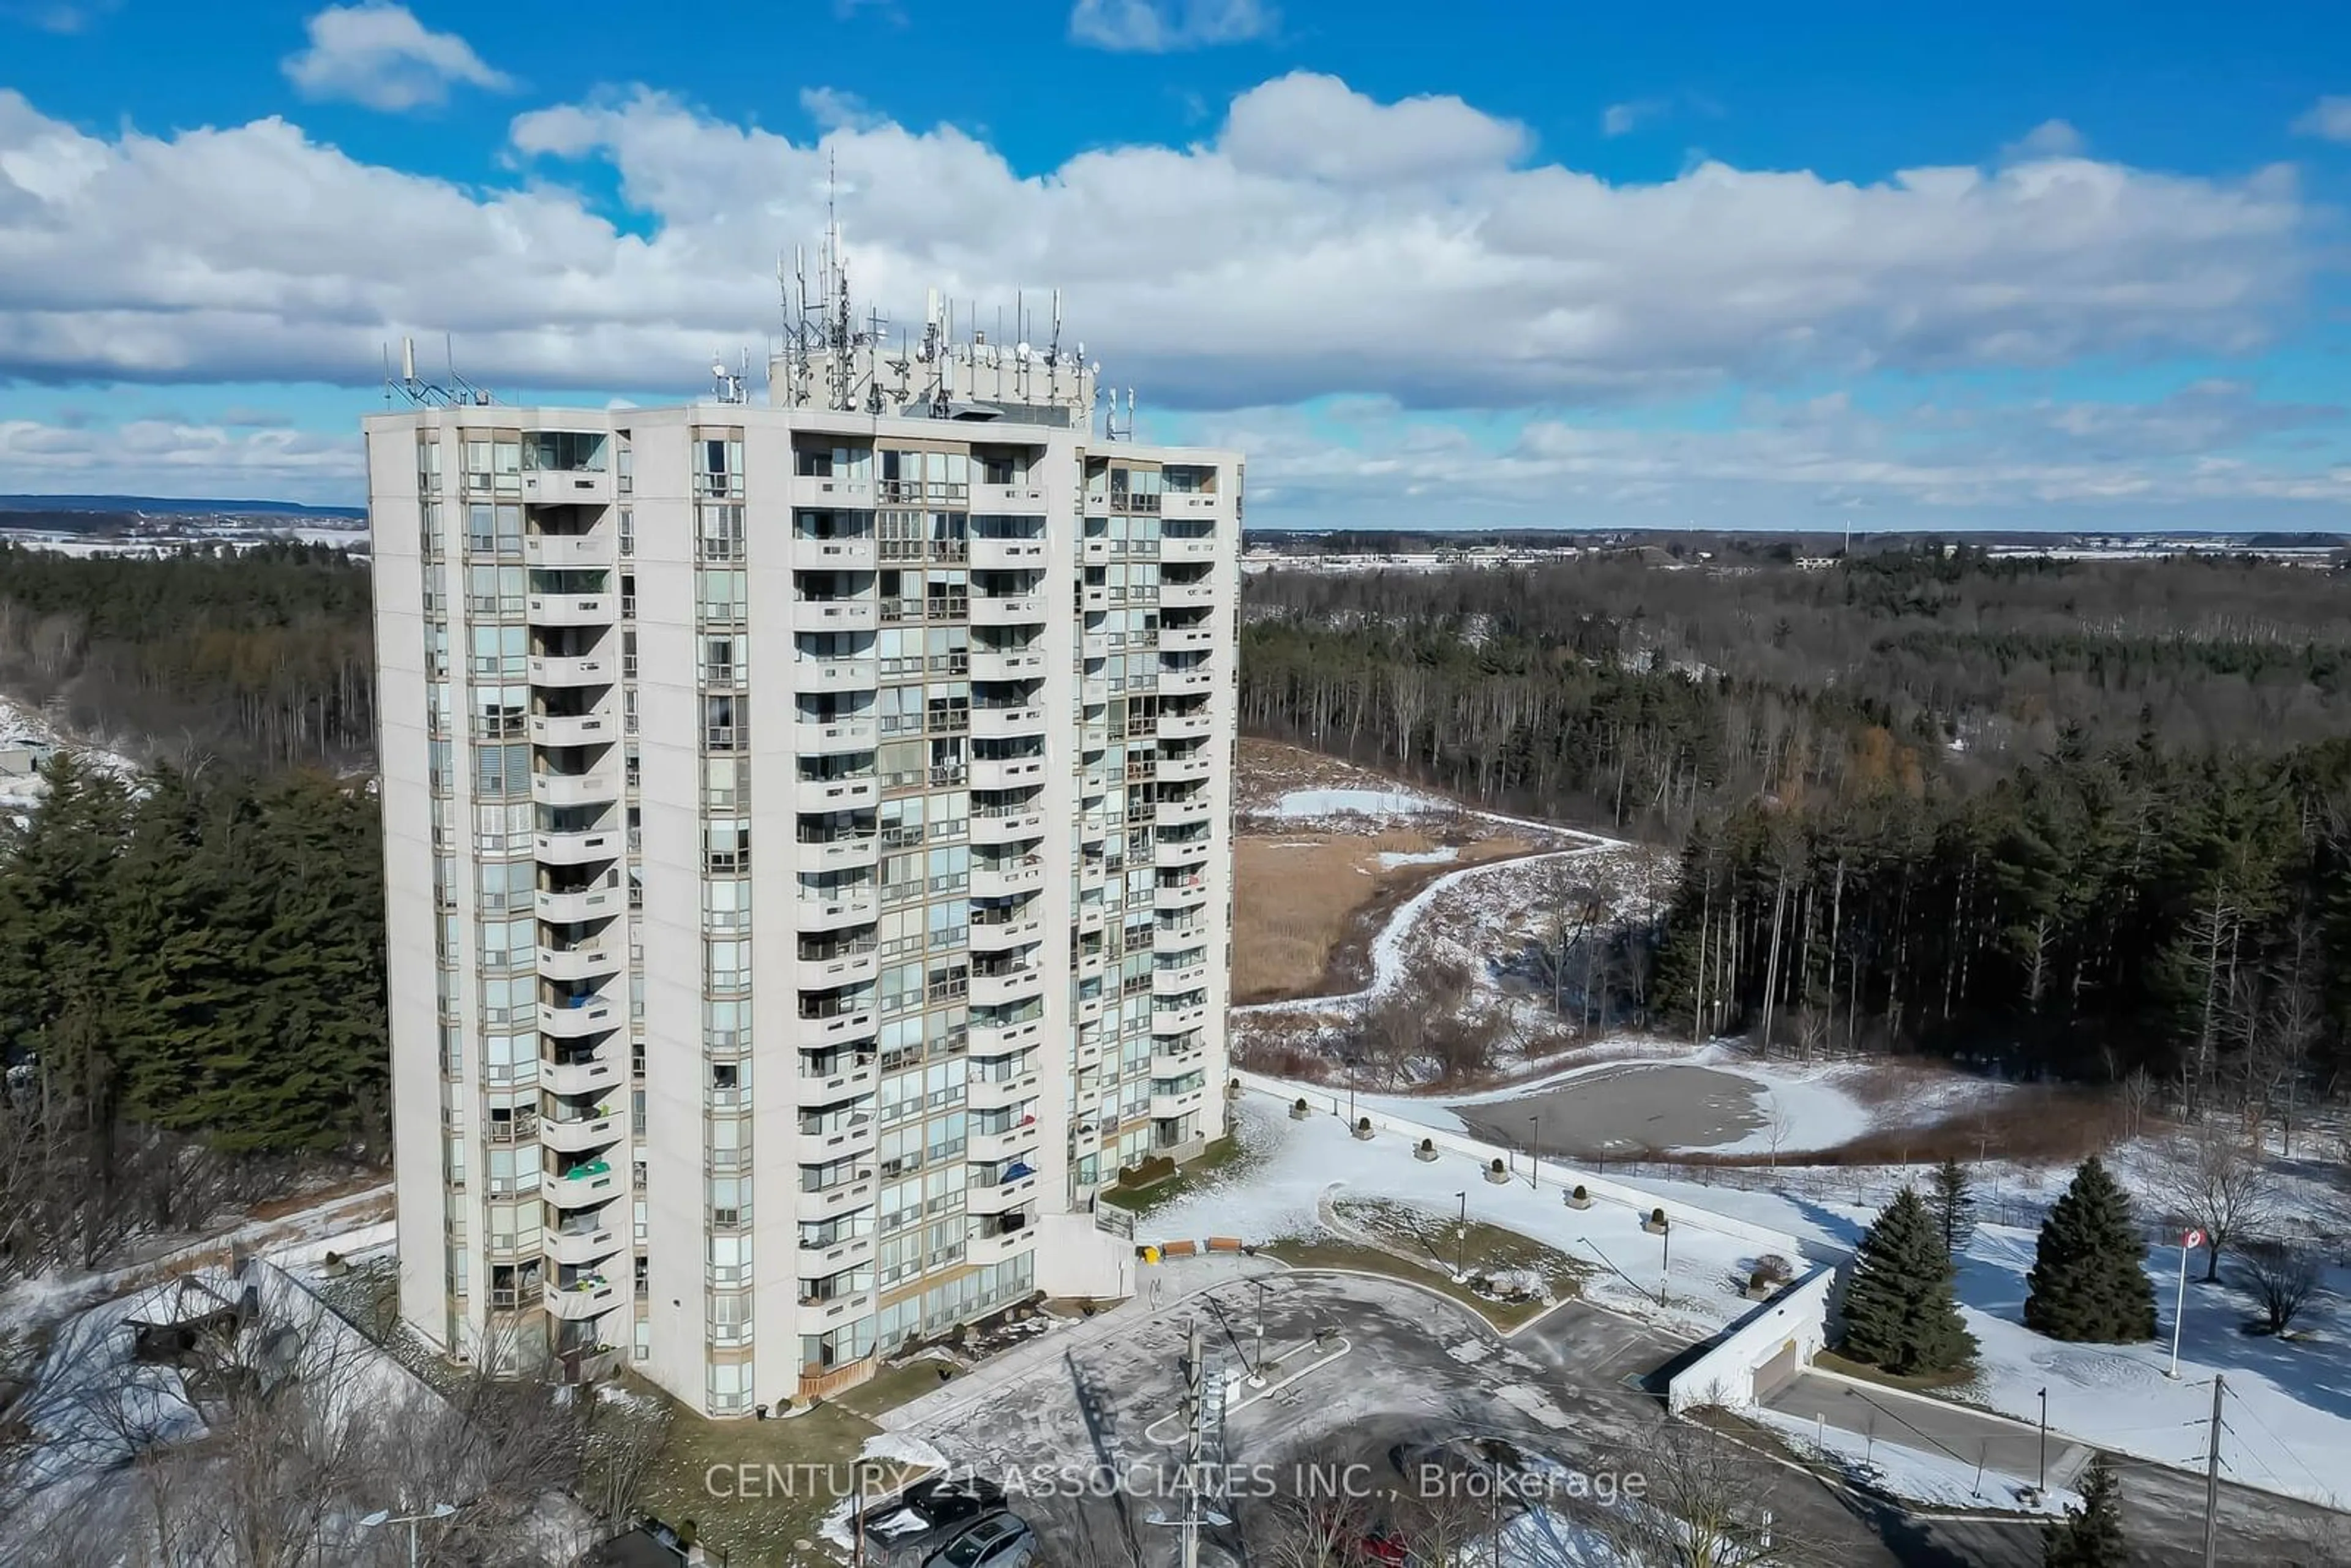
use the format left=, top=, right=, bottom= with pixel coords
left=0, top=757, right=386, bottom=1278
left=0, top=542, right=375, bottom=769
left=1242, top=546, right=2351, bottom=1101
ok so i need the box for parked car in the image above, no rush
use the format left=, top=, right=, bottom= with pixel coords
left=923, top=1511, right=1037, bottom=1568
left=858, top=1474, right=1010, bottom=1565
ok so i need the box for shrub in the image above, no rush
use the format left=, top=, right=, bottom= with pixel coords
left=1490, top=1157, right=1507, bottom=1174
left=1419, top=1138, right=1434, bottom=1153
left=1357, top=1116, right=1372, bottom=1131
left=1651, top=1207, right=1667, bottom=1227
left=1294, top=1097, right=1310, bottom=1111
left=1753, top=1253, right=1794, bottom=1287
left=1572, top=1185, right=1588, bottom=1201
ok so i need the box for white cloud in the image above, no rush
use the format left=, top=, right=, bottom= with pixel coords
left=1, top=0, right=119, bottom=32
left=0, top=77, right=2315, bottom=421
left=282, top=4, right=512, bottom=112
left=0, top=418, right=362, bottom=503
left=2002, top=119, right=2086, bottom=160
left=1069, top=0, right=1273, bottom=52
left=1601, top=100, right=1665, bottom=138
left=2291, top=96, right=2351, bottom=142
left=799, top=86, right=883, bottom=133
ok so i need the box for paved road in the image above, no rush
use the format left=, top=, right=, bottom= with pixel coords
left=1766, top=1370, right=2095, bottom=1491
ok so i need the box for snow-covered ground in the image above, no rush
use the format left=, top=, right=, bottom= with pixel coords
left=1148, top=1100, right=1786, bottom=1340
left=0, top=692, right=141, bottom=817
left=1745, top=1406, right=2081, bottom=1517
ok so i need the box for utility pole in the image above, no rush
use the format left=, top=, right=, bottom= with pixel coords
left=1528, top=1114, right=1540, bottom=1191
left=1453, top=1191, right=1468, bottom=1281
left=1251, top=1279, right=1267, bottom=1387
left=1184, top=1316, right=1205, bottom=1568
left=2203, top=1374, right=2224, bottom=1567
left=2037, top=1387, right=2048, bottom=1490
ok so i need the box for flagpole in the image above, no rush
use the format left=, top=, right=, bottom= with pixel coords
left=2169, top=1230, right=2197, bottom=1379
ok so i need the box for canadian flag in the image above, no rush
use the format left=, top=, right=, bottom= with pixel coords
left=2183, top=1228, right=2207, bottom=1248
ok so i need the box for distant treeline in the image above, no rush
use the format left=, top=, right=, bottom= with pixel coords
left=1242, top=546, right=2351, bottom=1095
left=0, top=542, right=375, bottom=768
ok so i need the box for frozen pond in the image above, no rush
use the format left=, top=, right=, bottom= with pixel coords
left=1453, top=1063, right=1777, bottom=1157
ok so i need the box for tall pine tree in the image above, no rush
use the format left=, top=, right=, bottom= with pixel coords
left=2025, top=1157, right=2156, bottom=1343
left=2042, top=1452, right=2126, bottom=1567
left=1840, top=1187, right=1978, bottom=1376
left=1930, top=1156, right=1978, bottom=1255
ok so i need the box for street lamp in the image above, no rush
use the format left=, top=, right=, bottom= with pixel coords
left=1528, top=1114, right=1540, bottom=1192
left=2038, top=1387, right=2049, bottom=1490
left=1453, top=1190, right=1468, bottom=1281
left=359, top=1502, right=458, bottom=1568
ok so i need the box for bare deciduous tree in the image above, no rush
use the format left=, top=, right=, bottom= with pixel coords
left=2238, top=1240, right=2323, bottom=1335
left=2159, top=1122, right=2278, bottom=1283
left=1588, top=1419, right=1825, bottom=1568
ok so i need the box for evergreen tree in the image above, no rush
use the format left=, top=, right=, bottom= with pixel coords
left=1839, top=1188, right=1978, bottom=1376
left=2024, top=1157, right=2157, bottom=1343
left=2042, top=1453, right=2126, bottom=1567
left=1930, top=1156, right=1978, bottom=1255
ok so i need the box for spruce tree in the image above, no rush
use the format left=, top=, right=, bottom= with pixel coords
left=1930, top=1156, right=1978, bottom=1255
left=1839, top=1187, right=1979, bottom=1376
left=2042, top=1452, right=2126, bottom=1567
left=2024, top=1157, right=2156, bottom=1343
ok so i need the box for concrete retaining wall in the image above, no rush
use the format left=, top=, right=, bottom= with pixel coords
left=1664, top=1264, right=1837, bottom=1413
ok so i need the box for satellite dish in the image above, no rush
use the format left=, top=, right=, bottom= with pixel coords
left=1016, top=342, right=1031, bottom=362
left=711, top=360, right=728, bottom=379
left=1089, top=361, right=1102, bottom=375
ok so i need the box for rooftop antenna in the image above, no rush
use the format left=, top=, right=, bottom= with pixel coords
left=383, top=332, right=473, bottom=408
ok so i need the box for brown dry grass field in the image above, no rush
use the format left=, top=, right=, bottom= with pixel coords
left=1232, top=825, right=1535, bottom=1004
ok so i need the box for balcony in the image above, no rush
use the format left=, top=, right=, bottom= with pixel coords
left=972, top=481, right=1051, bottom=516
left=969, top=535, right=1047, bottom=571
left=795, top=716, right=877, bottom=755
left=1081, top=632, right=1108, bottom=661
left=969, top=855, right=1045, bottom=899
left=793, top=536, right=878, bottom=572
left=540, top=994, right=622, bottom=1039
left=967, top=1015, right=1044, bottom=1057
left=544, top=1275, right=623, bottom=1320
left=546, top=1158, right=623, bottom=1207
left=797, top=886, right=877, bottom=929
left=969, top=964, right=1044, bottom=1008
left=798, top=1230, right=874, bottom=1271
left=1150, top=1086, right=1209, bottom=1121
left=534, top=826, right=622, bottom=866
left=791, top=474, right=875, bottom=509
left=798, top=1292, right=873, bottom=1334
left=1160, top=580, right=1217, bottom=609
left=520, top=469, right=614, bottom=505
left=537, top=939, right=620, bottom=983
left=532, top=771, right=618, bottom=811
left=797, top=656, right=879, bottom=692
left=796, top=944, right=879, bottom=991
left=527, top=593, right=612, bottom=628
left=1157, top=751, right=1215, bottom=782
left=546, top=1221, right=624, bottom=1269
left=1155, top=875, right=1209, bottom=910
left=539, top=1107, right=624, bottom=1154
left=537, top=881, right=624, bottom=924
left=1155, top=791, right=1212, bottom=825
left=793, top=598, right=878, bottom=632
left=1160, top=625, right=1216, bottom=653
left=795, top=776, right=879, bottom=814
left=966, top=1170, right=1038, bottom=1214
left=1159, top=667, right=1216, bottom=697
left=969, top=705, right=1046, bottom=741
left=1153, top=835, right=1211, bottom=871
left=969, top=595, right=1046, bottom=627
left=1152, top=1001, right=1210, bottom=1035
left=1152, top=1044, right=1208, bottom=1078
left=965, top=1065, right=1041, bottom=1110
left=969, top=907, right=1044, bottom=949
left=795, top=831, right=879, bottom=873
left=1152, top=961, right=1210, bottom=996
left=803, top=1111, right=879, bottom=1162
left=798, top=997, right=876, bottom=1046
left=968, top=647, right=1046, bottom=682
left=798, top=1172, right=875, bottom=1217
left=967, top=1120, right=1042, bottom=1165
left=969, top=756, right=1046, bottom=792
left=1157, top=710, right=1213, bottom=741
left=525, top=533, right=618, bottom=569
left=799, top=1052, right=877, bottom=1098
left=529, top=711, right=615, bottom=748
left=965, top=1226, right=1035, bottom=1267
left=1160, top=532, right=1220, bottom=561
left=528, top=653, right=614, bottom=687
left=543, top=1054, right=623, bottom=1098
left=969, top=805, right=1046, bottom=846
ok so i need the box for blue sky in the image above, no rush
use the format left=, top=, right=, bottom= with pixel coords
left=1, top=0, right=2349, bottom=529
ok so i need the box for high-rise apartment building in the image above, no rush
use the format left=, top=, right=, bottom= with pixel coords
left=364, top=294, right=1238, bottom=1414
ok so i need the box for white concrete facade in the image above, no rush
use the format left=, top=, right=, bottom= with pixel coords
left=366, top=395, right=1238, bottom=1415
